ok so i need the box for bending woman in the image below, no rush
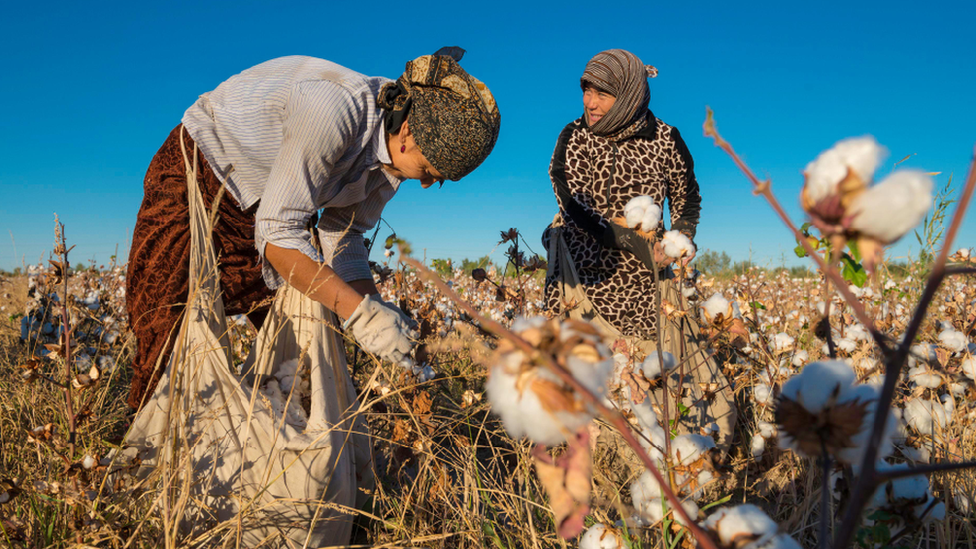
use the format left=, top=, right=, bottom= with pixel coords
left=543, top=49, right=734, bottom=450
left=126, top=51, right=501, bottom=409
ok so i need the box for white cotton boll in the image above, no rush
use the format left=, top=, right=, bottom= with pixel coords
left=803, top=136, right=884, bottom=204
left=938, top=328, right=968, bottom=353
left=750, top=434, right=766, bottom=459
left=753, top=383, right=775, bottom=406
left=908, top=366, right=942, bottom=389
left=847, top=170, right=934, bottom=244
left=703, top=504, right=779, bottom=547
left=904, top=398, right=948, bottom=435
left=624, top=195, right=654, bottom=216
left=950, top=382, right=968, bottom=396
left=624, top=207, right=645, bottom=229
left=631, top=470, right=665, bottom=511
left=82, top=454, right=96, bottom=470
left=628, top=394, right=659, bottom=433
left=848, top=324, right=870, bottom=342
left=771, top=333, right=794, bottom=353
left=837, top=338, right=857, bottom=353
left=641, top=351, right=677, bottom=380
left=638, top=205, right=662, bottom=232
left=780, top=360, right=856, bottom=414
left=578, top=523, right=623, bottom=549
left=758, top=421, right=777, bottom=439
left=701, top=293, right=730, bottom=321
left=792, top=350, right=809, bottom=367
left=961, top=357, right=976, bottom=382
left=661, top=230, right=695, bottom=259
left=941, top=393, right=955, bottom=421
left=835, top=384, right=894, bottom=465
left=671, top=434, right=715, bottom=466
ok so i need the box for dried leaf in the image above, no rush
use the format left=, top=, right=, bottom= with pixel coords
left=532, top=430, right=592, bottom=539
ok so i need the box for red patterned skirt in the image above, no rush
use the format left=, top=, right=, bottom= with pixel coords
left=125, top=125, right=274, bottom=409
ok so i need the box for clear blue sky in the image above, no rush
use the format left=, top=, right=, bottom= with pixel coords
left=1, top=0, right=974, bottom=272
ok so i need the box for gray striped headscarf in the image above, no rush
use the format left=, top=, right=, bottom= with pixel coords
left=580, top=49, right=658, bottom=140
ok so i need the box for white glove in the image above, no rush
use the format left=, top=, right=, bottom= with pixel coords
left=343, top=294, right=419, bottom=363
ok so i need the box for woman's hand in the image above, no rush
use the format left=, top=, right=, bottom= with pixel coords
left=653, top=241, right=672, bottom=267
left=343, top=294, right=419, bottom=363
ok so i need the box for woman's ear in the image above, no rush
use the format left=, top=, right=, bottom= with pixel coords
left=399, top=119, right=411, bottom=138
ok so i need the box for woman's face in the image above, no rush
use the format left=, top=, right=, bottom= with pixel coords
left=388, top=121, right=446, bottom=188
left=583, top=84, right=616, bottom=126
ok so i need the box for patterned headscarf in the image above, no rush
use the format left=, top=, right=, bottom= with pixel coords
left=378, top=52, right=501, bottom=181
left=580, top=49, right=658, bottom=141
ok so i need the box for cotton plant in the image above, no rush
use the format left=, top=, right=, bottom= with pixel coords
left=800, top=136, right=934, bottom=271
left=775, top=360, right=894, bottom=466
left=485, top=316, right=614, bottom=445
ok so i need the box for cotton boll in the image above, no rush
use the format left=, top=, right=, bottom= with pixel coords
left=836, top=338, right=857, bottom=353
left=670, top=434, right=716, bottom=466
left=904, top=398, right=948, bottom=435
left=803, top=137, right=884, bottom=205
left=780, top=360, right=856, bottom=414
left=847, top=324, right=870, bottom=342
left=758, top=421, right=776, bottom=439
left=847, top=170, right=933, bottom=244
left=578, top=523, right=624, bottom=549
left=907, top=366, right=942, bottom=389
left=953, top=489, right=973, bottom=516
left=640, top=498, right=700, bottom=526
left=770, top=332, right=795, bottom=354
left=961, top=357, right=976, bottom=383
left=834, top=383, right=895, bottom=465
left=641, top=351, right=677, bottom=380
left=702, top=504, right=779, bottom=547
left=630, top=470, right=665, bottom=512
left=624, top=195, right=654, bottom=216
left=661, top=231, right=695, bottom=259
left=753, top=383, right=775, bottom=406
left=624, top=207, right=644, bottom=229
left=638, top=205, right=662, bottom=232
left=82, top=455, right=96, bottom=470
left=750, top=434, right=766, bottom=459
left=701, top=293, right=730, bottom=322
left=938, top=328, right=968, bottom=353
left=792, top=350, right=809, bottom=367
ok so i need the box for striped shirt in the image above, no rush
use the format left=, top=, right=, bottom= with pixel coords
left=181, top=56, right=402, bottom=288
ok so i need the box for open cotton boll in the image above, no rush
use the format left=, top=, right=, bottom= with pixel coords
left=770, top=333, right=794, bottom=353
left=847, top=170, right=933, bottom=244
left=662, top=231, right=695, bottom=259
left=578, top=523, right=624, bottom=549
left=753, top=383, right=775, bottom=406
left=624, top=195, right=655, bottom=216
left=641, top=351, right=677, bottom=380
left=638, top=206, right=662, bottom=232
left=907, top=366, right=942, bottom=389
left=671, top=434, right=716, bottom=466
left=938, top=328, right=968, bottom=353
left=962, top=357, right=976, bottom=383
left=702, top=504, right=779, bottom=548
left=904, top=398, right=948, bottom=435
left=780, top=360, right=856, bottom=414
left=834, top=384, right=894, bottom=465
left=486, top=317, right=613, bottom=445
left=701, top=293, right=730, bottom=323
left=630, top=470, right=665, bottom=511
left=639, top=498, right=700, bottom=527
left=803, top=136, right=884, bottom=204
left=791, top=350, right=809, bottom=367
left=750, top=434, right=766, bottom=460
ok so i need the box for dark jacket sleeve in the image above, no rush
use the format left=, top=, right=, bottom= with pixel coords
left=666, top=128, right=701, bottom=239
left=549, top=122, right=607, bottom=240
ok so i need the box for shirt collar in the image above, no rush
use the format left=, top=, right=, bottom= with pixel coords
left=373, top=118, right=404, bottom=189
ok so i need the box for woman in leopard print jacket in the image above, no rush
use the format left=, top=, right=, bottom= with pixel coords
left=543, top=49, right=701, bottom=340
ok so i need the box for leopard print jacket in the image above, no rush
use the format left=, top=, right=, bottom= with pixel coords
left=543, top=112, right=701, bottom=338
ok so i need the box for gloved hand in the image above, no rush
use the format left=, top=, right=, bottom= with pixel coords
left=601, top=223, right=658, bottom=272
left=343, top=294, right=419, bottom=363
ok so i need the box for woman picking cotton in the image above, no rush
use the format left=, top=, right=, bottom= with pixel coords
left=124, top=50, right=499, bottom=546
left=542, top=50, right=735, bottom=471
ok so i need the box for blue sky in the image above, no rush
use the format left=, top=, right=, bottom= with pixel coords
left=1, top=0, right=974, bottom=272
